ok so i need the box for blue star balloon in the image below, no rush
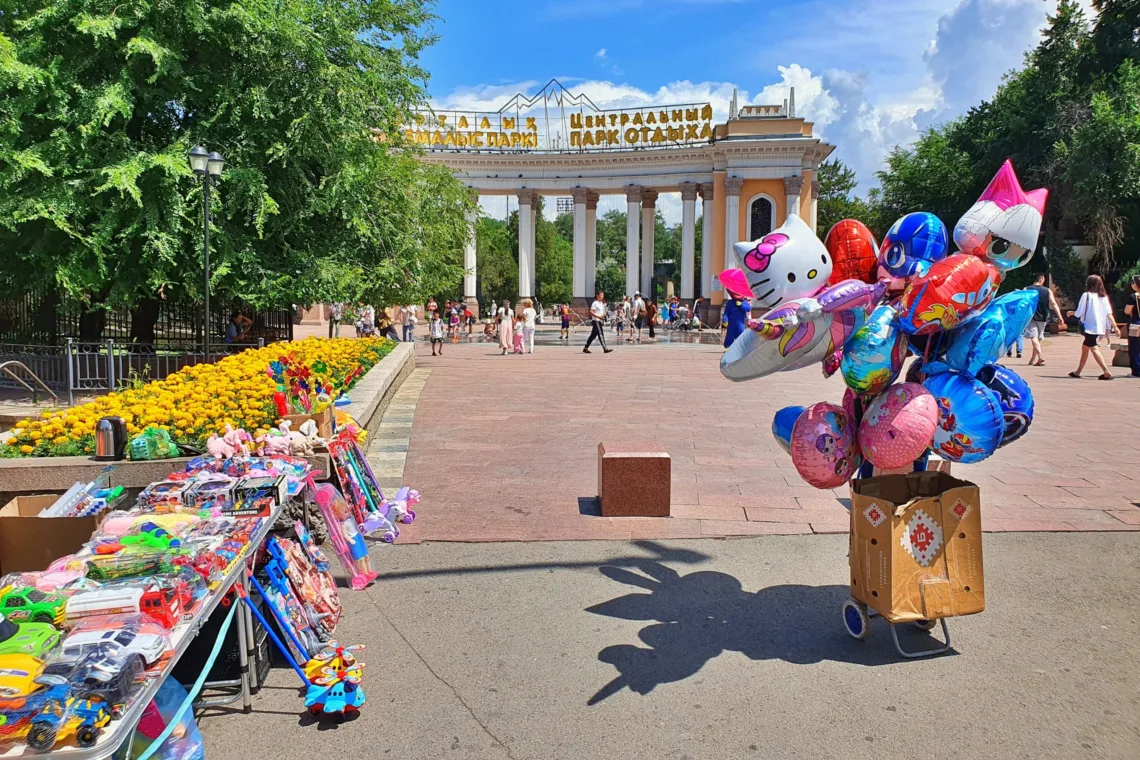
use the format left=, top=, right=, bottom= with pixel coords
left=976, top=363, right=1034, bottom=447
left=772, top=406, right=805, bottom=454
left=922, top=370, right=1004, bottom=463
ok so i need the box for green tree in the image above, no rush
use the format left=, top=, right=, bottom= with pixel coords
left=815, top=159, right=875, bottom=238
left=475, top=217, right=516, bottom=310
left=0, top=0, right=471, bottom=339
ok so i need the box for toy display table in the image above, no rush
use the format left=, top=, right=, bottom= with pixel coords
left=0, top=502, right=282, bottom=760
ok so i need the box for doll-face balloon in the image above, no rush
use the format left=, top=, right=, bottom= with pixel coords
left=876, top=212, right=949, bottom=281
left=954, top=160, right=1048, bottom=274
left=790, top=403, right=861, bottom=489
left=732, top=214, right=832, bottom=312
left=825, top=219, right=878, bottom=285
left=858, top=382, right=939, bottom=470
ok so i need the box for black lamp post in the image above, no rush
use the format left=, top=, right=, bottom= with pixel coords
left=189, top=145, right=225, bottom=360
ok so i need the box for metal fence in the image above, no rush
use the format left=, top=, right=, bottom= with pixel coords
left=0, top=339, right=266, bottom=406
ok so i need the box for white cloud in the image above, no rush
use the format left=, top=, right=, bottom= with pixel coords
left=445, top=0, right=1059, bottom=219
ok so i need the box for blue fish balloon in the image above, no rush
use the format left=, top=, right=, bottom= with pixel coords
left=977, top=363, right=1034, bottom=447
left=941, top=290, right=1039, bottom=376
left=922, top=371, right=1004, bottom=463
left=840, top=304, right=906, bottom=396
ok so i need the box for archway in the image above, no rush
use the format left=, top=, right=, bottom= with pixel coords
left=746, top=194, right=775, bottom=240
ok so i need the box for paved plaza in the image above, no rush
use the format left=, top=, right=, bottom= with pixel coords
left=200, top=532, right=1140, bottom=760
left=398, top=330, right=1140, bottom=542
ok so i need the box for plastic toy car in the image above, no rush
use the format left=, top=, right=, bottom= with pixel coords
left=39, top=650, right=143, bottom=719
left=0, top=654, right=47, bottom=743
left=48, top=627, right=167, bottom=672
left=0, top=587, right=66, bottom=627
left=25, top=679, right=110, bottom=752
left=0, top=616, right=59, bottom=659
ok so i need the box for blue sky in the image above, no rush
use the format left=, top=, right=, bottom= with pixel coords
left=420, top=0, right=1080, bottom=221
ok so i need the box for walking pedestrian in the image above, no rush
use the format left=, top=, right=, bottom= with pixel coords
left=497, top=299, right=513, bottom=355
left=1024, top=273, right=1063, bottom=366
left=512, top=311, right=525, bottom=354
left=329, top=302, right=344, bottom=338
left=1124, top=275, right=1140, bottom=377
left=647, top=298, right=658, bottom=339
left=631, top=292, right=646, bottom=343
left=464, top=304, right=475, bottom=336
left=401, top=303, right=418, bottom=342
left=448, top=301, right=460, bottom=342
left=584, top=290, right=613, bottom=354
left=722, top=281, right=752, bottom=350
left=560, top=304, right=572, bottom=341
left=429, top=312, right=444, bottom=356
left=1068, top=274, right=1117, bottom=380
left=693, top=296, right=704, bottom=331
left=521, top=298, right=537, bottom=354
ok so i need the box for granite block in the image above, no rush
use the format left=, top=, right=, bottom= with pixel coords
left=598, top=442, right=671, bottom=517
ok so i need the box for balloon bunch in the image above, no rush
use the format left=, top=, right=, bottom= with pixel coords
left=723, top=160, right=1046, bottom=489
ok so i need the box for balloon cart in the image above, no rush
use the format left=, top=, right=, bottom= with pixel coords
left=842, top=470, right=985, bottom=659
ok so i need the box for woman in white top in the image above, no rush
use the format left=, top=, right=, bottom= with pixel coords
left=496, top=299, right=513, bottom=355
left=520, top=299, right=537, bottom=354
left=1068, top=274, right=1118, bottom=380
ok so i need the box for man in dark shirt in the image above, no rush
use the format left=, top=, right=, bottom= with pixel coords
left=1025, top=272, right=1064, bottom=366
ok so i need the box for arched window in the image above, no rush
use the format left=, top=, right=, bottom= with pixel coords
left=748, top=195, right=774, bottom=240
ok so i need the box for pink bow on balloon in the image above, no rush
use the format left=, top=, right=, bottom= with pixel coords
left=743, top=233, right=789, bottom=273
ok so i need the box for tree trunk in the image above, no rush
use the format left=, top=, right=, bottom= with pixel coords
left=78, top=308, right=106, bottom=343
left=129, top=298, right=161, bottom=353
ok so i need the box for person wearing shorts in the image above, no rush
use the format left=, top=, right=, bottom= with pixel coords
left=560, top=304, right=571, bottom=341
left=429, top=314, right=444, bottom=356
left=1024, top=272, right=1063, bottom=366
left=631, top=292, right=646, bottom=343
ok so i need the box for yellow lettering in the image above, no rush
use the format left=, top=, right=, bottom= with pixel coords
left=526, top=117, right=537, bottom=131
left=483, top=132, right=495, bottom=147
left=416, top=131, right=429, bottom=144
left=685, top=124, right=698, bottom=140
left=685, top=108, right=698, bottom=121
left=672, top=110, right=683, bottom=122
left=639, top=126, right=650, bottom=142
left=404, top=129, right=416, bottom=142
left=668, top=126, right=682, bottom=141
left=458, top=115, right=469, bottom=129
left=607, top=129, right=619, bottom=144
left=570, top=113, right=582, bottom=129
left=594, top=129, right=606, bottom=145
left=659, top=110, right=669, bottom=123
left=444, top=131, right=455, bottom=146
left=609, top=114, right=618, bottom=126
left=699, top=123, right=712, bottom=139
left=438, top=114, right=447, bottom=125
left=650, top=127, right=665, bottom=143
left=625, top=127, right=639, bottom=143
left=646, top=112, right=656, bottom=125
left=620, top=113, right=630, bottom=127
left=431, top=131, right=443, bottom=145
left=583, top=115, right=592, bottom=129
left=582, top=130, right=595, bottom=146
left=457, top=132, right=469, bottom=146
left=527, top=133, right=538, bottom=147
left=473, top=132, right=484, bottom=147
left=701, top=104, right=713, bottom=120
left=503, top=117, right=515, bottom=130
left=633, top=113, right=643, bottom=126
left=478, top=117, right=490, bottom=129
left=510, top=132, right=522, bottom=147
left=416, top=114, right=425, bottom=125
left=570, top=131, right=581, bottom=147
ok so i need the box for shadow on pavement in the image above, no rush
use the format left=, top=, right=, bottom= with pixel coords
left=586, top=561, right=950, bottom=704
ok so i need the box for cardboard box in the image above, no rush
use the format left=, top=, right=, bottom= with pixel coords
left=0, top=495, right=102, bottom=575
left=284, top=407, right=334, bottom=439
left=849, top=472, right=984, bottom=624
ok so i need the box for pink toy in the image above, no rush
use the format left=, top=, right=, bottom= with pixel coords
left=206, top=433, right=236, bottom=460
left=278, top=419, right=316, bottom=457
left=858, top=383, right=939, bottom=470
left=790, top=402, right=861, bottom=489
left=257, top=429, right=293, bottom=457
left=224, top=425, right=253, bottom=457
left=313, top=483, right=376, bottom=590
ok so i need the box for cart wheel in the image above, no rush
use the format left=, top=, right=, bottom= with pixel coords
left=912, top=619, right=938, bottom=632
left=402, top=511, right=416, bottom=524
left=76, top=724, right=100, bottom=748
left=381, top=531, right=396, bottom=544
left=842, top=600, right=870, bottom=640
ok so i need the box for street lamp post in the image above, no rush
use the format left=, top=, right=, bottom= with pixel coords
left=189, top=146, right=225, bottom=361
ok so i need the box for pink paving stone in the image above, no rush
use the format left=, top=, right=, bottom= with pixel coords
left=670, top=504, right=748, bottom=522
left=399, top=336, right=1140, bottom=542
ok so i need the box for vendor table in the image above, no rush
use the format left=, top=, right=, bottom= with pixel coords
left=0, top=502, right=282, bottom=760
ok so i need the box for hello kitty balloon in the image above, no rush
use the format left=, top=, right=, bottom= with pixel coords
left=731, top=214, right=833, bottom=311
left=954, top=160, right=1048, bottom=274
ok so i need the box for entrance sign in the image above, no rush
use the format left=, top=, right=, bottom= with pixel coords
left=408, top=79, right=713, bottom=153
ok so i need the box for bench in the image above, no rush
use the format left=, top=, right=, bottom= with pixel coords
left=597, top=442, right=671, bottom=517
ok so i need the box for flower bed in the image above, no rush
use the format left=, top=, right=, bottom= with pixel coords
left=1, top=337, right=395, bottom=457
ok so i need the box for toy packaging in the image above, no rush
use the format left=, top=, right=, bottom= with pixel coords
left=313, top=484, right=376, bottom=590
left=128, top=428, right=179, bottom=461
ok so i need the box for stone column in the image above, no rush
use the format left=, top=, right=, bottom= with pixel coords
left=640, top=189, right=658, bottom=296
left=680, top=183, right=698, bottom=300
left=463, top=205, right=478, bottom=313
left=571, top=187, right=589, bottom=302
left=810, top=178, right=820, bottom=233
left=724, top=176, right=743, bottom=275
left=625, top=186, right=642, bottom=297
left=699, top=183, right=714, bottom=298
left=517, top=189, right=536, bottom=299
left=784, top=175, right=803, bottom=222
left=585, top=191, right=599, bottom=298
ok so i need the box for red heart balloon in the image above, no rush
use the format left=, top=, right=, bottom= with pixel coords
left=824, top=219, right=878, bottom=285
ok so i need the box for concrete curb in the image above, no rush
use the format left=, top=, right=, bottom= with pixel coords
left=0, top=341, right=415, bottom=499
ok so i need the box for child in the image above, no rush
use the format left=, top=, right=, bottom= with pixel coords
left=560, top=304, right=571, bottom=341
left=512, top=314, right=525, bottom=354
left=449, top=303, right=460, bottom=341
left=429, top=313, right=444, bottom=356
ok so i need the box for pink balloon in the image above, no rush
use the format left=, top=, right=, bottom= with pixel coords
left=842, top=387, right=858, bottom=420
left=858, top=383, right=939, bottom=470
left=790, top=402, right=861, bottom=489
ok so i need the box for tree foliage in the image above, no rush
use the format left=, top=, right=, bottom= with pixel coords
left=0, top=0, right=472, bottom=318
